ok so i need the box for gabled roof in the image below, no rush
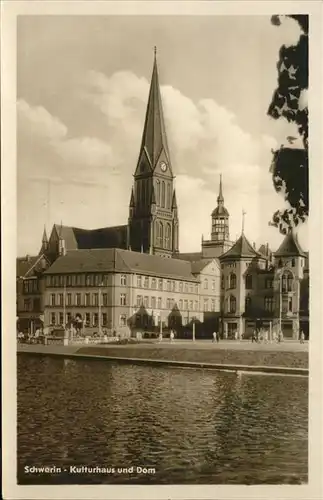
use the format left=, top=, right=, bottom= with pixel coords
left=219, top=233, right=261, bottom=260
left=137, top=51, right=170, bottom=169
left=191, top=259, right=214, bottom=274
left=17, top=256, right=39, bottom=278
left=52, top=224, right=128, bottom=251
left=45, top=248, right=198, bottom=281
left=274, top=230, right=306, bottom=257
left=17, top=253, right=50, bottom=278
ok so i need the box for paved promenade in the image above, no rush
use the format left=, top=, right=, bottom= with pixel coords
left=17, top=339, right=308, bottom=376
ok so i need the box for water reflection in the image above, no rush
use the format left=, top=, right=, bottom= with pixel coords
left=17, top=355, right=308, bottom=484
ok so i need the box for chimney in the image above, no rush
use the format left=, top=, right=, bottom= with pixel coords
left=266, top=243, right=269, bottom=256
left=26, top=254, right=30, bottom=262
left=253, top=242, right=256, bottom=250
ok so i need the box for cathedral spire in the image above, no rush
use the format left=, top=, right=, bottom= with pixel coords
left=217, top=174, right=224, bottom=204
left=138, top=47, right=170, bottom=169
left=172, top=189, right=178, bottom=209
left=129, top=187, right=135, bottom=208
left=42, top=225, right=48, bottom=244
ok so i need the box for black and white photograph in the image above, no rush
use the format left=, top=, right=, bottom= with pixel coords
left=2, top=2, right=322, bottom=499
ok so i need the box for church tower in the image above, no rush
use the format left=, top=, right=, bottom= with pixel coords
left=202, top=174, right=232, bottom=258
left=128, top=48, right=179, bottom=257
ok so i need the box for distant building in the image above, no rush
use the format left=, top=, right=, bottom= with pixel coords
left=16, top=50, right=309, bottom=338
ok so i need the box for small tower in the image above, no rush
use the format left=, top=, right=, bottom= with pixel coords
left=39, top=225, right=49, bottom=254
left=273, top=229, right=307, bottom=339
left=58, top=222, right=66, bottom=256
left=219, top=229, right=265, bottom=337
left=202, top=174, right=232, bottom=258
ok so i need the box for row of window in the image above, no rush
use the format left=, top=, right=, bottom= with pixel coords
left=136, top=295, right=218, bottom=312
left=226, top=296, right=293, bottom=314
left=45, top=273, right=201, bottom=293
left=48, top=292, right=126, bottom=307
left=47, top=292, right=218, bottom=312
left=49, top=312, right=127, bottom=328
left=23, top=280, right=39, bottom=294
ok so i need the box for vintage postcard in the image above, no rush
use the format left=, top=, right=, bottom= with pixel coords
left=2, top=1, right=322, bottom=499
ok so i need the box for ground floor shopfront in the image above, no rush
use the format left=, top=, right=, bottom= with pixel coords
left=222, top=315, right=308, bottom=340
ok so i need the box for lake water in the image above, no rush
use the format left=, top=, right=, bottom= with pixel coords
left=17, top=355, right=308, bottom=484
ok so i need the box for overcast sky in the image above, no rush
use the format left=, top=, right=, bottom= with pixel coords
left=17, top=15, right=308, bottom=256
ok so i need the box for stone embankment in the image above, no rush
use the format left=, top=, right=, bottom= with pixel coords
left=17, top=341, right=308, bottom=376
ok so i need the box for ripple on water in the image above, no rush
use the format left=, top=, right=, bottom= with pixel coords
left=17, top=356, right=308, bottom=484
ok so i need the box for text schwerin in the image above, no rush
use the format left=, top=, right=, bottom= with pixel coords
left=69, top=465, right=156, bottom=474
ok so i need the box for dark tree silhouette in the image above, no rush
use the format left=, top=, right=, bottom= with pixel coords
left=268, top=15, right=308, bottom=234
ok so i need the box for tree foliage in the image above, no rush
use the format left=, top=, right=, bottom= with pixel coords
left=268, top=15, right=308, bottom=234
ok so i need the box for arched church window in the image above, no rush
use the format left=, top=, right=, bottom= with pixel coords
left=167, top=183, right=171, bottom=209
left=156, top=180, right=160, bottom=206
left=229, top=295, right=236, bottom=313
left=161, top=181, right=166, bottom=208
left=157, top=221, right=163, bottom=247
left=165, top=223, right=171, bottom=249
left=229, top=273, right=236, bottom=289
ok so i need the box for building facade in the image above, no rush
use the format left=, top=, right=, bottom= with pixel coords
left=17, top=50, right=309, bottom=339
left=43, top=249, right=221, bottom=337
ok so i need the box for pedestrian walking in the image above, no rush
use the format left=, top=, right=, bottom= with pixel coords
left=300, top=331, right=305, bottom=344
left=212, top=331, right=217, bottom=343
left=216, top=331, right=220, bottom=343
left=170, top=330, right=174, bottom=342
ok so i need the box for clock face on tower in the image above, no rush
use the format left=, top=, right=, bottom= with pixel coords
left=160, top=161, right=167, bottom=172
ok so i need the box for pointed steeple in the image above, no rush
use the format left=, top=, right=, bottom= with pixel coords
left=129, top=187, right=135, bottom=207
left=212, top=174, right=229, bottom=217
left=39, top=225, right=49, bottom=254
left=172, top=189, right=178, bottom=209
left=138, top=47, right=170, bottom=169
left=217, top=174, right=224, bottom=204
left=42, top=225, right=48, bottom=244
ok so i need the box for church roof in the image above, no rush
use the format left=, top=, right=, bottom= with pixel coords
left=274, top=230, right=306, bottom=257
left=220, top=233, right=261, bottom=260
left=138, top=50, right=170, bottom=168
left=52, top=224, right=128, bottom=251
left=45, top=248, right=198, bottom=281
